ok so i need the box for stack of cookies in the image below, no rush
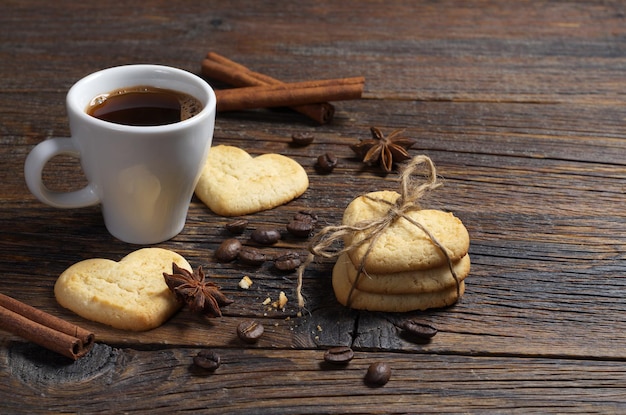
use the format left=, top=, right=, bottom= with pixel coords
left=332, top=190, right=470, bottom=312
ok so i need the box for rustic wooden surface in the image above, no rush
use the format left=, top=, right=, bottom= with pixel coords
left=1, top=0, right=626, bottom=413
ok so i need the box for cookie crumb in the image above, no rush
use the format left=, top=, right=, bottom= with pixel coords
left=273, top=291, right=288, bottom=309
left=238, top=275, right=253, bottom=289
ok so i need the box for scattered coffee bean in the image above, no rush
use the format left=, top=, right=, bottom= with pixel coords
left=323, top=346, right=354, bottom=365
left=225, top=219, right=249, bottom=234
left=215, top=238, right=242, bottom=262
left=251, top=227, right=281, bottom=245
left=193, top=350, right=220, bottom=371
left=237, top=320, right=264, bottom=343
left=287, top=210, right=318, bottom=238
left=316, top=152, right=338, bottom=173
left=286, top=219, right=315, bottom=238
left=293, top=210, right=318, bottom=223
left=238, top=247, right=267, bottom=266
left=364, top=362, right=391, bottom=386
left=273, top=251, right=301, bottom=271
left=399, top=320, right=438, bottom=339
left=291, top=132, right=315, bottom=146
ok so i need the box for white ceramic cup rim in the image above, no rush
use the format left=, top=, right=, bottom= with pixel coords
left=66, top=64, right=216, bottom=134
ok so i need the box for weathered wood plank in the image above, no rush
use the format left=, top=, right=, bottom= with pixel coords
left=2, top=343, right=626, bottom=414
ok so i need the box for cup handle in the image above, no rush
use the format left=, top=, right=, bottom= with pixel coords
left=24, top=137, right=100, bottom=208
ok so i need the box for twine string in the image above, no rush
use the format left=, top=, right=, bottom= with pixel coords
left=295, top=155, right=459, bottom=308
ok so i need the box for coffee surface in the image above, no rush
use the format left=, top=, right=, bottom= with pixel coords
left=87, top=86, right=202, bottom=126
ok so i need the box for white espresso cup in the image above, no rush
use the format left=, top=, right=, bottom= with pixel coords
left=24, top=65, right=216, bottom=244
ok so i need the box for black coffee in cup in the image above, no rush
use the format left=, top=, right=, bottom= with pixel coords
left=87, top=86, right=203, bottom=126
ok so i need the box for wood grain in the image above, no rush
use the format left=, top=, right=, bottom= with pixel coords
left=2, top=344, right=626, bottom=414
left=1, top=0, right=626, bottom=413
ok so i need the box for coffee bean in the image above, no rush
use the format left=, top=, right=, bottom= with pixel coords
left=286, top=219, right=315, bottom=238
left=364, top=362, right=391, bottom=386
left=291, top=132, right=315, bottom=146
left=237, top=320, right=264, bottom=343
left=273, top=251, right=301, bottom=271
left=323, top=346, right=354, bottom=365
left=287, top=210, right=318, bottom=238
left=225, top=219, right=249, bottom=234
left=215, top=238, right=242, bottom=262
left=316, top=152, right=338, bottom=174
left=251, top=227, right=281, bottom=245
left=293, top=210, right=318, bottom=223
left=399, top=320, right=438, bottom=339
left=238, top=247, right=266, bottom=266
left=193, top=350, right=220, bottom=371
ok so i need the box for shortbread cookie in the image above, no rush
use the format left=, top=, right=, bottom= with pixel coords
left=195, top=145, right=309, bottom=216
left=54, top=248, right=191, bottom=331
left=342, top=191, right=470, bottom=273
left=338, top=253, right=470, bottom=295
left=332, top=256, right=465, bottom=312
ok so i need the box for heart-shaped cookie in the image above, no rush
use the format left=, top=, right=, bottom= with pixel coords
left=342, top=191, right=470, bottom=273
left=54, top=248, right=191, bottom=331
left=332, top=256, right=466, bottom=312
left=194, top=145, right=309, bottom=216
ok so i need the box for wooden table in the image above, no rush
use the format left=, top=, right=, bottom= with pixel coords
left=1, top=1, right=625, bottom=413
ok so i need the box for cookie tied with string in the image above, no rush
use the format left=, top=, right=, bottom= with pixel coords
left=342, top=192, right=469, bottom=274
left=296, top=154, right=471, bottom=312
left=332, top=254, right=467, bottom=312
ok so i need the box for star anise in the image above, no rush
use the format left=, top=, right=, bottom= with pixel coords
left=163, top=263, right=233, bottom=318
left=350, top=127, right=417, bottom=173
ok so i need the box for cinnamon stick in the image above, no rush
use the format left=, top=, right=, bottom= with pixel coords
left=203, top=55, right=280, bottom=88
left=213, top=77, right=365, bottom=113
left=202, top=53, right=336, bottom=123
left=0, top=292, right=94, bottom=360
left=205, top=52, right=279, bottom=85
left=203, top=52, right=363, bottom=124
